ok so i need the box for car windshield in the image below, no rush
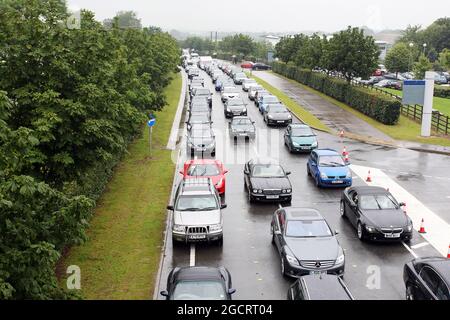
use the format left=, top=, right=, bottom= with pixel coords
left=190, top=115, right=208, bottom=122
left=359, top=195, right=398, bottom=210
left=263, top=96, right=278, bottom=103
left=175, top=195, right=218, bottom=211
left=173, top=281, right=226, bottom=300
left=319, top=155, right=345, bottom=167
left=252, top=165, right=285, bottom=178
left=269, top=106, right=288, bottom=113
left=187, top=164, right=220, bottom=176
left=285, top=220, right=332, bottom=238
left=232, top=118, right=252, bottom=126
left=291, top=128, right=314, bottom=136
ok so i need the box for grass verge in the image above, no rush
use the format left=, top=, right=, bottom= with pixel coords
left=247, top=72, right=331, bottom=133
left=272, top=72, right=450, bottom=147
left=59, top=72, right=182, bottom=299
left=383, top=88, right=450, bottom=117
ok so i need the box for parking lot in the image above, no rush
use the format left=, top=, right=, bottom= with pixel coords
left=156, top=66, right=446, bottom=300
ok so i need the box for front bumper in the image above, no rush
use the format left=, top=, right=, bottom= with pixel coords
left=284, top=261, right=345, bottom=278
left=230, top=132, right=256, bottom=139
left=251, top=192, right=292, bottom=202
left=364, top=230, right=413, bottom=242
left=188, top=145, right=216, bottom=154
left=225, top=110, right=247, bottom=118
left=267, top=119, right=292, bottom=126
left=318, top=177, right=352, bottom=187
left=172, top=230, right=223, bottom=243
left=290, top=144, right=317, bottom=153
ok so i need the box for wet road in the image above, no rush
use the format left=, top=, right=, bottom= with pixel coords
left=156, top=67, right=448, bottom=300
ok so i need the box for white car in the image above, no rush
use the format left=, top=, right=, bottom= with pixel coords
left=248, top=85, right=263, bottom=100
left=242, top=79, right=258, bottom=92
left=221, top=86, right=240, bottom=103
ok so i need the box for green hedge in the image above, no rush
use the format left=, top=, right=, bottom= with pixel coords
left=272, top=62, right=401, bottom=125
left=435, top=86, right=450, bottom=99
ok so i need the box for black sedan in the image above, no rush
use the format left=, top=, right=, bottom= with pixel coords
left=160, top=266, right=236, bottom=300
left=252, top=63, right=271, bottom=70
left=403, top=257, right=450, bottom=300
left=224, top=97, right=247, bottom=118
left=229, top=116, right=256, bottom=141
left=340, top=186, right=413, bottom=242
left=244, top=158, right=292, bottom=203
left=271, top=207, right=345, bottom=277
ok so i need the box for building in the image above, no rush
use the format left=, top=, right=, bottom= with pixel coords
left=262, top=35, right=281, bottom=47
left=375, top=40, right=391, bottom=61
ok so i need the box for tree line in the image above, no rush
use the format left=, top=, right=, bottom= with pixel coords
left=0, top=1, right=179, bottom=299
left=275, top=27, right=380, bottom=82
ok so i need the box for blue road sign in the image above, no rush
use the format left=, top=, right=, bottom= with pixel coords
left=147, top=118, right=156, bottom=127
left=403, top=80, right=425, bottom=105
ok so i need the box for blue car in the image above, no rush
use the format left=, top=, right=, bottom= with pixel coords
left=258, top=95, right=280, bottom=114
left=307, top=149, right=352, bottom=188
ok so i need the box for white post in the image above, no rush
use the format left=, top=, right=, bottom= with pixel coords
left=149, top=126, right=153, bottom=156
left=421, top=71, right=435, bottom=137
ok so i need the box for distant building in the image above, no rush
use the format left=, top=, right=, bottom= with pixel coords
left=262, top=35, right=281, bottom=46
left=375, top=40, right=391, bottom=61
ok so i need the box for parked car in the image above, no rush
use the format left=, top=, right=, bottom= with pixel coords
left=242, top=79, right=258, bottom=91
left=233, top=72, right=248, bottom=85
left=224, top=97, right=247, bottom=118
left=252, top=63, right=271, bottom=70
left=188, top=67, right=200, bottom=80
left=248, top=85, right=263, bottom=100
left=180, top=159, right=228, bottom=195
left=430, top=71, right=448, bottom=85
left=241, top=61, right=254, bottom=69
left=160, top=266, right=235, bottom=300
left=192, top=87, right=212, bottom=107
left=287, top=275, right=354, bottom=300
left=244, top=158, right=292, bottom=203
left=254, top=89, right=270, bottom=107
left=221, top=86, right=240, bottom=103
left=215, top=77, right=233, bottom=92
left=186, top=113, right=211, bottom=128
left=340, top=186, right=413, bottom=242
left=186, top=124, right=216, bottom=157
left=403, top=257, right=450, bottom=300
left=307, top=149, right=352, bottom=188
left=360, top=76, right=384, bottom=85
left=229, top=116, right=256, bottom=141
left=263, top=104, right=292, bottom=126
left=258, top=95, right=280, bottom=113
left=167, top=178, right=226, bottom=245
left=374, top=79, right=401, bottom=89
left=271, top=207, right=345, bottom=277
left=284, top=124, right=318, bottom=153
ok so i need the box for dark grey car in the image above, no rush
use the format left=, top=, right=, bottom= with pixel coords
left=224, top=97, right=247, bottom=118
left=186, top=124, right=216, bottom=157
left=229, top=116, right=256, bottom=140
left=271, top=207, right=345, bottom=278
left=263, top=104, right=292, bottom=126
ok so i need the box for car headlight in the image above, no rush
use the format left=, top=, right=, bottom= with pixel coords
left=365, top=225, right=376, bottom=233
left=173, top=224, right=185, bottom=232
left=243, top=108, right=247, bottom=112
left=209, top=224, right=222, bottom=232
left=320, top=172, right=328, bottom=179
left=227, top=108, right=231, bottom=112
left=258, top=189, right=263, bottom=194
left=286, top=254, right=299, bottom=266
left=252, top=189, right=258, bottom=193
left=406, top=224, right=413, bottom=232
left=282, top=189, right=287, bottom=193
left=292, top=141, right=300, bottom=147
left=268, top=115, right=273, bottom=119
left=287, top=114, right=292, bottom=119
left=286, top=189, right=292, bottom=193
left=346, top=171, right=352, bottom=178
left=311, top=141, right=318, bottom=147
left=336, top=253, right=345, bottom=265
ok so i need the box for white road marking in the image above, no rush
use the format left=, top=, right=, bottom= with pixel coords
left=350, top=164, right=450, bottom=257
left=411, top=242, right=430, bottom=249
left=401, top=241, right=418, bottom=258
left=190, top=244, right=196, bottom=267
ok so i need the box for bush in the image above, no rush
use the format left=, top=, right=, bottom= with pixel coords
left=273, top=62, right=401, bottom=125
left=435, top=86, right=450, bottom=99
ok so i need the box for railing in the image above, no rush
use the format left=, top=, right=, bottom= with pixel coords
left=400, top=104, right=450, bottom=135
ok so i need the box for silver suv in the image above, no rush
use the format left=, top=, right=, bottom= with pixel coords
left=167, top=178, right=226, bottom=246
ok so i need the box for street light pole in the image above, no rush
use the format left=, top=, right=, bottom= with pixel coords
left=422, top=43, right=427, bottom=56
left=409, top=42, right=414, bottom=72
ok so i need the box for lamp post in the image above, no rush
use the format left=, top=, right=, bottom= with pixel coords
left=422, top=43, right=427, bottom=55
left=409, top=42, right=414, bottom=72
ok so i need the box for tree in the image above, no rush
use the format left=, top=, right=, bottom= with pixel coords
left=323, top=27, right=380, bottom=81
left=385, top=43, right=410, bottom=76
left=103, top=11, right=142, bottom=29
left=413, top=54, right=433, bottom=79
left=439, top=48, right=450, bottom=70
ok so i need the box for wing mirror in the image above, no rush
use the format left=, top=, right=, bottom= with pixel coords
left=274, top=230, right=282, bottom=235
left=160, top=290, right=169, bottom=297
left=167, top=205, right=174, bottom=211
left=223, top=170, right=229, bottom=174
left=220, top=204, right=228, bottom=209
left=228, top=288, right=236, bottom=295
left=285, top=171, right=292, bottom=175
left=399, top=202, right=406, bottom=207
left=179, top=170, right=183, bottom=175
left=244, top=170, right=250, bottom=175
left=335, top=229, right=340, bottom=235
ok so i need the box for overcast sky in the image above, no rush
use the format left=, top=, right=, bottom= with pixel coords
left=66, top=0, right=448, bottom=33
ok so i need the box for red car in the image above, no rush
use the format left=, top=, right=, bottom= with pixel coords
left=180, top=159, right=228, bottom=195
left=241, top=61, right=254, bottom=69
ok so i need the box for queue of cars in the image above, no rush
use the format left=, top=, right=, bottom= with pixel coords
left=162, top=57, right=450, bottom=300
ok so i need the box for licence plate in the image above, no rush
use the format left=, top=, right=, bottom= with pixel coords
left=384, top=233, right=401, bottom=238
left=300, top=147, right=311, bottom=150
left=277, top=121, right=284, bottom=123
left=332, top=180, right=343, bottom=184
left=310, top=271, right=326, bottom=275
left=189, top=234, right=206, bottom=240
left=266, top=195, right=279, bottom=199
left=239, top=133, right=247, bottom=136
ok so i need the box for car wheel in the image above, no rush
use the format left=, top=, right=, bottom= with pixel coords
left=307, top=165, right=311, bottom=176
left=172, top=236, right=179, bottom=247
left=248, top=191, right=254, bottom=203
left=406, top=284, right=414, bottom=300
left=217, top=237, right=223, bottom=247
left=357, top=222, right=365, bottom=241
left=340, top=201, right=346, bottom=218
left=315, top=176, right=320, bottom=188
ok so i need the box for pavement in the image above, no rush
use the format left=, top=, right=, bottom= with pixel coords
left=253, top=70, right=450, bottom=155
left=154, top=67, right=449, bottom=300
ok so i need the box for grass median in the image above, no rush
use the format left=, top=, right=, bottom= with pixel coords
left=247, top=72, right=331, bottom=133
left=272, top=72, right=450, bottom=147
left=59, top=72, right=182, bottom=299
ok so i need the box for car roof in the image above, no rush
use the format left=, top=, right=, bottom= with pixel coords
left=283, top=207, right=324, bottom=221
left=349, top=186, right=389, bottom=195
left=417, top=257, right=450, bottom=282
left=232, top=116, right=251, bottom=121
left=175, top=267, right=224, bottom=282
left=262, top=95, right=278, bottom=100
left=301, top=275, right=353, bottom=300
left=289, top=123, right=311, bottom=129
left=185, top=159, right=222, bottom=166
left=181, top=178, right=214, bottom=194
left=314, top=149, right=340, bottom=156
